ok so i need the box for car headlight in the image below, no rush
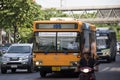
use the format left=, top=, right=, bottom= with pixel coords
left=20, top=56, right=29, bottom=61
left=2, top=56, right=9, bottom=62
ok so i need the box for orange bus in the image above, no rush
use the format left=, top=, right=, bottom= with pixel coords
left=32, top=19, right=96, bottom=77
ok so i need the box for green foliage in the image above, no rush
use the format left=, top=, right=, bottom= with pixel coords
left=43, top=8, right=68, bottom=20
left=0, top=0, right=67, bottom=43
left=116, top=26, right=120, bottom=41
left=0, top=0, right=42, bottom=42
left=18, top=27, right=33, bottom=43
left=0, top=0, right=43, bottom=29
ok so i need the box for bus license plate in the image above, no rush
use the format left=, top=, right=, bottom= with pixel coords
left=52, top=67, right=60, bottom=71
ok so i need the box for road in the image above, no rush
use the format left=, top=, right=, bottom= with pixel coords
left=0, top=54, right=120, bottom=80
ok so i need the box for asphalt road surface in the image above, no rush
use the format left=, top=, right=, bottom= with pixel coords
left=0, top=54, right=120, bottom=80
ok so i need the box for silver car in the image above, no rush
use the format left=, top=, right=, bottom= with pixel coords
left=1, top=43, right=33, bottom=73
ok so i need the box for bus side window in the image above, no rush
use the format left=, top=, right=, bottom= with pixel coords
left=83, top=29, right=90, bottom=52
left=67, top=42, right=79, bottom=50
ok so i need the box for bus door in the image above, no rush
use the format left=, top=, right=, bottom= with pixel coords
left=81, top=23, right=91, bottom=53
left=81, top=23, right=97, bottom=58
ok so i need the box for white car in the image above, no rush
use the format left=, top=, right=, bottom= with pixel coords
left=117, top=42, right=120, bottom=52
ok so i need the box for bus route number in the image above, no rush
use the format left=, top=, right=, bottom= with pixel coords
left=53, top=24, right=61, bottom=29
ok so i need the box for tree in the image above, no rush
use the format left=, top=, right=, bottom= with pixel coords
left=43, top=8, right=68, bottom=20
left=0, top=0, right=43, bottom=42
left=0, top=0, right=69, bottom=43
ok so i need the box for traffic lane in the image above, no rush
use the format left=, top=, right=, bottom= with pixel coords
left=0, top=69, right=118, bottom=80
left=96, top=54, right=120, bottom=80
left=96, top=71, right=120, bottom=80
left=34, top=54, right=120, bottom=80
left=0, top=70, right=39, bottom=80
left=0, top=71, right=119, bottom=80
left=0, top=71, right=79, bottom=80
left=39, top=72, right=78, bottom=80
left=0, top=54, right=120, bottom=80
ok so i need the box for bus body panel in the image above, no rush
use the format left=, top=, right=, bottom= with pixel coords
left=33, top=53, right=80, bottom=66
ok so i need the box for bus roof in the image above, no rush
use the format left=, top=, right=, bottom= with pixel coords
left=34, top=20, right=82, bottom=23
left=96, top=28, right=115, bottom=33
left=96, top=27, right=109, bottom=30
left=33, top=20, right=96, bottom=31
left=50, top=17, right=76, bottom=21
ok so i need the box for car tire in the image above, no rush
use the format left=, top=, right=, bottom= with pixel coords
left=27, top=65, right=34, bottom=73
left=1, top=67, right=7, bottom=74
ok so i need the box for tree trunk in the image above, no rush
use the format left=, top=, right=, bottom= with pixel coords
left=0, top=29, right=2, bottom=45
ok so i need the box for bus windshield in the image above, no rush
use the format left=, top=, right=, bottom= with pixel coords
left=33, top=32, right=80, bottom=53
left=96, top=36, right=109, bottom=49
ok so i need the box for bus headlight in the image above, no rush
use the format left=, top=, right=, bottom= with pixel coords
left=35, top=61, right=42, bottom=65
left=70, top=61, right=78, bottom=66
left=2, top=56, right=9, bottom=62
left=102, top=49, right=110, bottom=56
left=105, top=51, right=110, bottom=55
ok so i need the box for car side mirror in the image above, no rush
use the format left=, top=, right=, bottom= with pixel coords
left=2, top=50, right=7, bottom=54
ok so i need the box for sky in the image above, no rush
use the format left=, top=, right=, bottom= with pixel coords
left=35, top=0, right=120, bottom=8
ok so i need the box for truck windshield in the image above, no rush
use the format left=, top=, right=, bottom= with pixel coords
left=33, top=32, right=80, bottom=53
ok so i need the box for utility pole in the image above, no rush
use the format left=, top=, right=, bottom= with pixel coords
left=13, top=24, right=18, bottom=43
left=60, top=0, right=63, bottom=7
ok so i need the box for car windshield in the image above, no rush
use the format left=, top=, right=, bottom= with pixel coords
left=33, top=32, right=80, bottom=53
left=7, top=46, right=31, bottom=53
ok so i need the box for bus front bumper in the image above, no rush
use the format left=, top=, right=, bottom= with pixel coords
left=35, top=66, right=77, bottom=72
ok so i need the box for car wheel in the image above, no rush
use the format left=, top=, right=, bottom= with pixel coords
left=27, top=65, right=34, bottom=73
left=1, top=67, right=7, bottom=74
left=11, top=69, right=16, bottom=73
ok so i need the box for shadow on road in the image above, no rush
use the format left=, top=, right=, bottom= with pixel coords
left=46, top=72, right=78, bottom=78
